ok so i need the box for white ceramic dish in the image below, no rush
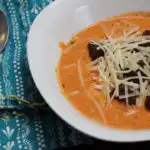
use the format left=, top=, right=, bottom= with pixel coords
left=27, top=0, right=150, bottom=142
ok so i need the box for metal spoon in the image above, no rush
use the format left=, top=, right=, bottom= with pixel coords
left=0, top=10, right=9, bottom=52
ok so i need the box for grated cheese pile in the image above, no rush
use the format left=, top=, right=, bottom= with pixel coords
left=89, top=27, right=150, bottom=106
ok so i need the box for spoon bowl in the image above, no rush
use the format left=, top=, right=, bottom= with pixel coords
left=0, top=10, right=9, bottom=52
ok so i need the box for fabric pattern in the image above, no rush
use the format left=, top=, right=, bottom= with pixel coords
left=0, top=0, right=49, bottom=109
left=0, top=0, right=93, bottom=149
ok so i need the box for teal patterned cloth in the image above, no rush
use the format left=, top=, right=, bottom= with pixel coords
left=0, top=0, right=93, bottom=149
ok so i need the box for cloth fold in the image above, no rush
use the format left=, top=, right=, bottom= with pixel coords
left=0, top=0, right=93, bottom=149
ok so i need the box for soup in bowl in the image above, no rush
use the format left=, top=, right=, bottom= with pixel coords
left=27, top=0, right=150, bottom=142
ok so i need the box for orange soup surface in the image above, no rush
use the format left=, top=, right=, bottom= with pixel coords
left=57, top=12, right=150, bottom=129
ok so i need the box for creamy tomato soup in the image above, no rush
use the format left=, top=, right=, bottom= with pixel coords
left=57, top=12, right=150, bottom=129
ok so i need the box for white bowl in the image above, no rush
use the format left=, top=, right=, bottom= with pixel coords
left=27, top=0, right=150, bottom=142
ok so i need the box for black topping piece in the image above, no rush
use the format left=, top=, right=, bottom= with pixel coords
left=88, top=42, right=104, bottom=61
left=143, top=30, right=150, bottom=36
left=139, top=42, right=150, bottom=47
left=114, top=84, right=137, bottom=105
left=132, top=48, right=140, bottom=53
left=123, top=70, right=139, bottom=84
left=128, top=97, right=137, bottom=105
left=138, top=60, right=145, bottom=68
left=145, top=96, right=150, bottom=111
left=139, top=30, right=150, bottom=47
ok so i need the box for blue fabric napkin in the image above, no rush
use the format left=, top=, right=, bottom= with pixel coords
left=0, top=0, right=93, bottom=149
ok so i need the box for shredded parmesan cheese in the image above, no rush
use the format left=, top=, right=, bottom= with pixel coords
left=63, top=63, right=76, bottom=69
left=88, top=25, right=150, bottom=106
left=125, top=85, right=129, bottom=105
left=69, top=90, right=80, bottom=96
left=93, top=85, right=103, bottom=90
left=77, top=59, right=84, bottom=86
